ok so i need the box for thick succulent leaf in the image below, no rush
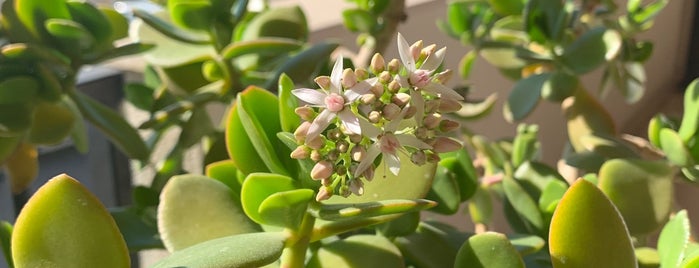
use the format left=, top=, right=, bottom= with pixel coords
left=549, top=179, right=636, bottom=268
left=459, top=50, right=478, bottom=79
left=11, top=174, right=130, bottom=267
left=635, top=247, right=660, bottom=268
left=598, top=159, right=674, bottom=235
left=375, top=212, right=421, bottom=238
left=258, top=189, right=314, bottom=229
left=509, top=234, right=546, bottom=256
left=511, top=124, right=540, bottom=168
left=541, top=71, right=578, bottom=102
left=205, top=160, right=243, bottom=197
left=110, top=207, right=163, bottom=251
left=158, top=174, right=258, bottom=252
left=240, top=6, right=308, bottom=41
left=455, top=232, right=525, bottom=268
left=503, top=176, right=545, bottom=235
left=455, top=93, right=497, bottom=119
left=683, top=242, right=699, bottom=267
left=394, top=222, right=460, bottom=268
left=659, top=128, right=692, bottom=166
left=311, top=199, right=436, bottom=221
left=241, top=173, right=299, bottom=225
left=657, top=210, right=690, bottom=268
left=151, top=232, right=287, bottom=268
left=278, top=74, right=301, bottom=133
left=325, top=154, right=436, bottom=203
left=14, top=0, right=71, bottom=38
left=678, top=79, right=699, bottom=141
left=308, top=235, right=404, bottom=268
left=505, top=73, right=550, bottom=122
left=168, top=0, right=213, bottom=31
left=131, top=10, right=213, bottom=67
left=342, top=8, right=376, bottom=33
left=264, top=42, right=339, bottom=91
left=538, top=180, right=567, bottom=220
left=479, top=42, right=526, bottom=69
left=563, top=87, right=617, bottom=152
left=514, top=161, right=565, bottom=200
left=426, top=164, right=461, bottom=214
left=99, top=8, right=129, bottom=43
left=45, top=18, right=94, bottom=50
left=0, top=76, right=39, bottom=104
left=70, top=91, right=149, bottom=161
left=225, top=87, right=276, bottom=174
left=0, top=221, right=12, bottom=268
left=223, top=38, right=303, bottom=60
left=560, top=27, right=622, bottom=75
left=578, top=134, right=638, bottom=159
left=468, top=185, right=493, bottom=225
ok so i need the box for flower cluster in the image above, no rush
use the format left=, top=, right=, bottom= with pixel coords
left=291, top=33, right=464, bottom=201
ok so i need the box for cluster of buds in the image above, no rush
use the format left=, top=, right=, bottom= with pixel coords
left=291, top=33, right=464, bottom=201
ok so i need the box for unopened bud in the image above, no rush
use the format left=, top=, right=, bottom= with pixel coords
left=368, top=111, right=382, bottom=123
left=355, top=68, right=368, bottom=80
left=423, top=113, right=442, bottom=129
left=425, top=100, right=440, bottom=113
left=421, top=44, right=437, bottom=59
left=438, top=98, right=461, bottom=113
left=392, top=93, right=411, bottom=107
left=410, top=40, right=423, bottom=60
left=290, top=146, right=309, bottom=159
left=310, top=150, right=322, bottom=161
left=306, top=136, right=324, bottom=150
left=411, top=150, right=427, bottom=165
left=351, top=146, right=366, bottom=162
left=388, top=80, right=401, bottom=93
left=363, top=165, right=375, bottom=181
left=336, top=165, right=347, bottom=176
left=349, top=179, right=364, bottom=196
left=434, top=69, right=453, bottom=85
left=361, top=94, right=376, bottom=104
left=388, top=59, right=400, bottom=74
left=321, top=178, right=331, bottom=186
left=370, top=53, right=385, bottom=74
left=294, top=121, right=312, bottom=142
left=383, top=103, right=401, bottom=120
left=342, top=68, right=357, bottom=88
left=327, top=149, right=339, bottom=161
left=349, top=134, right=362, bottom=143
left=404, top=106, right=417, bottom=119
left=295, top=107, right=315, bottom=122
left=427, top=152, right=441, bottom=163
left=379, top=71, right=392, bottom=83
left=311, top=160, right=334, bottom=180
left=327, top=128, right=342, bottom=140
left=432, top=137, right=462, bottom=153
left=370, top=84, right=384, bottom=97
left=316, top=186, right=332, bottom=201
left=439, top=120, right=460, bottom=132
left=314, top=76, right=331, bottom=90
left=336, top=140, right=349, bottom=153
left=415, top=127, right=430, bottom=140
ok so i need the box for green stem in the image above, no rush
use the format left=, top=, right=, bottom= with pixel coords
left=280, top=212, right=316, bottom=268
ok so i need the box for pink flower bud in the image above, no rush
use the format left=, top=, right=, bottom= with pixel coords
left=294, top=121, right=312, bottom=142
left=351, top=146, right=366, bottom=162
left=310, top=150, right=322, bottom=161
left=342, top=68, right=357, bottom=88
left=421, top=44, right=437, bottom=58
left=410, top=40, right=423, bottom=60
left=306, top=135, right=325, bottom=150
left=361, top=94, right=376, bottom=105
left=388, top=80, right=401, bottom=93
left=404, top=106, right=417, bottom=119
left=349, top=134, right=362, bottom=143
left=383, top=103, right=401, bottom=120
left=411, top=150, right=427, bottom=165
left=311, top=160, right=334, bottom=180
left=349, top=179, right=364, bottom=196
left=423, top=113, right=442, bottom=129
left=392, top=93, right=411, bottom=107
left=370, top=53, right=385, bottom=74
left=355, top=68, right=368, bottom=80
left=368, top=111, right=381, bottom=123
left=316, top=186, right=332, bottom=201
left=438, top=98, right=462, bottom=113
left=379, top=71, right=392, bottom=83
left=363, top=165, right=375, bottom=181
left=439, top=120, right=460, bottom=133
left=314, top=76, right=331, bottom=90
left=290, top=146, right=309, bottom=159
left=336, top=140, right=349, bottom=153
left=432, top=137, right=462, bottom=153
left=370, top=84, right=384, bottom=97
left=388, top=59, right=400, bottom=74
left=294, top=107, right=315, bottom=121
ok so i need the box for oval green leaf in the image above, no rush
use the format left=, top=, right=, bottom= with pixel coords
left=258, top=189, right=314, bottom=229
left=658, top=210, right=690, bottom=268
left=506, top=73, right=550, bottom=121
left=560, top=27, right=622, bottom=74
left=659, top=128, right=692, bottom=166
left=11, top=174, right=129, bottom=267
left=158, top=174, right=258, bottom=252
left=455, top=232, right=525, bottom=268
left=598, top=159, right=674, bottom=235
left=151, top=232, right=287, bottom=268
left=678, top=79, right=699, bottom=142
left=549, top=179, right=636, bottom=268
left=240, top=173, right=299, bottom=225
left=309, top=235, right=404, bottom=268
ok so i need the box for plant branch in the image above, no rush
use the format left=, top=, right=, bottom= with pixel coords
left=280, top=212, right=316, bottom=268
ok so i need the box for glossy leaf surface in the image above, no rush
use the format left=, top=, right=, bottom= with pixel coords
left=158, top=174, right=257, bottom=252
left=241, top=173, right=299, bottom=225
left=560, top=27, right=621, bottom=74
left=151, top=232, right=287, bottom=268
left=311, top=199, right=436, bottom=221
left=12, top=174, right=130, bottom=267
left=549, top=179, right=635, bottom=268
left=658, top=210, right=690, bottom=268
left=455, top=232, right=525, bottom=268
left=308, top=235, right=404, bottom=268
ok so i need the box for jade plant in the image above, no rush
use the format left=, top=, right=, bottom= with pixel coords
left=1, top=0, right=699, bottom=267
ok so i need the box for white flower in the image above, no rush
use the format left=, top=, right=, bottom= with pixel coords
left=354, top=108, right=432, bottom=177
left=292, top=56, right=372, bottom=141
